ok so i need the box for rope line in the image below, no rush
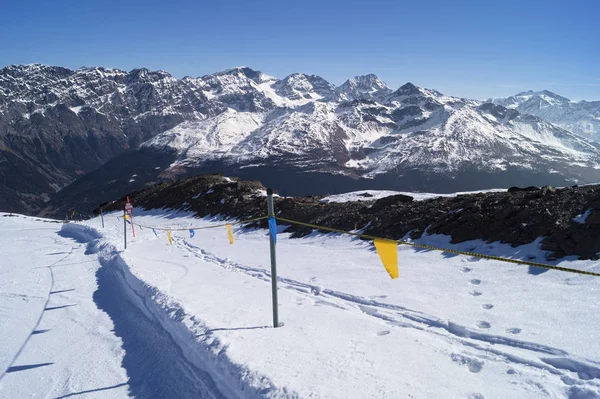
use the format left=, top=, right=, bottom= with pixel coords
left=274, top=217, right=600, bottom=278
left=120, top=215, right=268, bottom=231
left=115, top=211, right=599, bottom=278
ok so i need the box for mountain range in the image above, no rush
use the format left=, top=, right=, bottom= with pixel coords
left=1, top=63, right=599, bottom=216
left=490, top=90, right=600, bottom=141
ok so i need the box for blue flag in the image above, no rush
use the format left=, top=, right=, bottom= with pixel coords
left=268, top=217, right=277, bottom=245
left=153, top=229, right=158, bottom=238
left=189, top=229, right=195, bottom=238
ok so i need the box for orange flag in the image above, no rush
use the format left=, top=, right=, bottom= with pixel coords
left=374, top=239, right=398, bottom=279
left=226, top=224, right=234, bottom=244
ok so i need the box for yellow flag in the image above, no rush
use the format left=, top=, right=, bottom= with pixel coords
left=226, top=224, right=234, bottom=244
left=124, top=214, right=129, bottom=220
left=374, top=239, right=398, bottom=279
left=166, top=230, right=173, bottom=245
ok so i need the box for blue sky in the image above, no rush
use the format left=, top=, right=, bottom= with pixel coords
left=0, top=0, right=598, bottom=100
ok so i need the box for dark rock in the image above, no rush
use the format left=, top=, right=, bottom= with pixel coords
left=508, top=186, right=539, bottom=192
left=99, top=175, right=600, bottom=261
left=372, top=194, right=414, bottom=207
left=585, top=210, right=600, bottom=224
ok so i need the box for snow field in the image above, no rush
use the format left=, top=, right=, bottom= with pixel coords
left=91, top=210, right=600, bottom=398
left=2, top=210, right=600, bottom=398
left=0, top=214, right=129, bottom=398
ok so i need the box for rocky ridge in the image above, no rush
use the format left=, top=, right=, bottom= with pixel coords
left=100, top=174, right=600, bottom=261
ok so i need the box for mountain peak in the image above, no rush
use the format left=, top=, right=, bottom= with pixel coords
left=389, top=82, right=423, bottom=99
left=274, top=73, right=335, bottom=101
left=514, top=89, right=570, bottom=103
left=1, top=63, right=74, bottom=79
left=399, top=82, right=419, bottom=91
left=337, top=74, right=391, bottom=101
left=208, top=66, right=273, bottom=84
left=126, top=68, right=173, bottom=84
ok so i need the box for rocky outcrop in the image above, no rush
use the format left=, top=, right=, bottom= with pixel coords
left=100, top=175, right=600, bottom=260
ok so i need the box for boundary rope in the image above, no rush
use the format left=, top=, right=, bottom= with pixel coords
left=112, top=211, right=599, bottom=278
left=120, top=215, right=268, bottom=231
left=274, top=217, right=600, bottom=278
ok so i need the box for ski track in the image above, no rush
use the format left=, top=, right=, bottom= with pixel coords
left=57, top=223, right=232, bottom=399
left=5, top=216, right=598, bottom=397
left=94, top=251, right=226, bottom=399
left=56, top=222, right=301, bottom=399
left=179, top=237, right=600, bottom=384
left=0, top=240, right=76, bottom=382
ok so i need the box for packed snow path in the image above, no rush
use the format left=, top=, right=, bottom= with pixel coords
left=0, top=214, right=226, bottom=398
left=97, top=211, right=600, bottom=398
left=2, top=211, right=600, bottom=398
left=0, top=214, right=129, bottom=397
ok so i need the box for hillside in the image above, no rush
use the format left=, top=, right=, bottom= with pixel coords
left=98, top=174, right=600, bottom=261
left=2, top=64, right=600, bottom=215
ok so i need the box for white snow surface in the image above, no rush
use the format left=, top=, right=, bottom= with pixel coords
left=141, top=85, right=600, bottom=178
left=321, top=188, right=507, bottom=203
left=2, top=210, right=600, bottom=398
left=0, top=214, right=129, bottom=398
left=573, top=209, right=592, bottom=224
left=491, top=90, right=600, bottom=141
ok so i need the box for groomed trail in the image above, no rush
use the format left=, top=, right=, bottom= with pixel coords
left=2, top=211, right=600, bottom=398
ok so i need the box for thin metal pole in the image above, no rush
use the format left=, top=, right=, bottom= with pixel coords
left=101, top=208, right=105, bottom=229
left=267, top=188, right=279, bottom=328
left=123, top=209, right=127, bottom=250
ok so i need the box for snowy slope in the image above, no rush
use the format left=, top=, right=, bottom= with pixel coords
left=85, top=209, right=600, bottom=398
left=0, top=214, right=130, bottom=398
left=143, top=87, right=600, bottom=180
left=491, top=90, right=600, bottom=141
left=320, top=187, right=507, bottom=203
left=3, top=63, right=600, bottom=214
left=4, top=209, right=600, bottom=398
left=106, top=211, right=600, bottom=398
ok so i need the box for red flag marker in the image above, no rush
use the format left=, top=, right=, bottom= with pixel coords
left=125, top=196, right=135, bottom=237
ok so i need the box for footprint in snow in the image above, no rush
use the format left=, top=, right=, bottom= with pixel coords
left=313, top=299, right=346, bottom=310
left=461, top=267, right=472, bottom=273
left=481, top=304, right=494, bottom=310
left=377, top=330, right=390, bottom=336
left=450, top=353, right=484, bottom=373
left=505, top=328, right=522, bottom=334
left=358, top=305, right=379, bottom=316
left=476, top=321, right=491, bottom=329
left=470, top=291, right=483, bottom=297
left=470, top=279, right=482, bottom=285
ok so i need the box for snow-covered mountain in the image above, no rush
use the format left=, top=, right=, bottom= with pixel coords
left=490, top=90, right=600, bottom=141
left=337, top=74, right=392, bottom=101
left=2, top=63, right=600, bottom=214
left=145, top=82, right=600, bottom=181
